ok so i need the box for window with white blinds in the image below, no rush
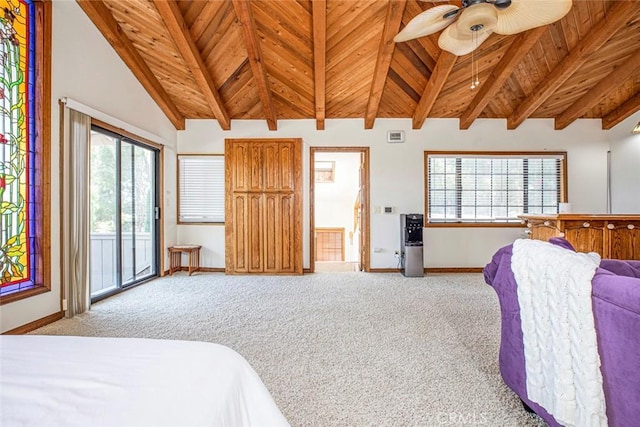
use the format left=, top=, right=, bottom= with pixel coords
left=425, top=152, right=567, bottom=224
left=178, top=155, right=224, bottom=223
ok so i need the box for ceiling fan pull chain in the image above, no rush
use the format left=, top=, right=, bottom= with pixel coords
left=470, top=32, right=479, bottom=90
left=475, top=35, right=480, bottom=88
left=470, top=44, right=475, bottom=90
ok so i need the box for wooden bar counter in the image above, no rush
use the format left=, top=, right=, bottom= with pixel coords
left=519, top=214, right=640, bottom=260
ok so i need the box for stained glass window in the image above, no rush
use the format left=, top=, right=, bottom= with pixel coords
left=1, top=0, right=36, bottom=295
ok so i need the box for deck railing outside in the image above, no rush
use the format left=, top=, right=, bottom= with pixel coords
left=90, top=233, right=154, bottom=295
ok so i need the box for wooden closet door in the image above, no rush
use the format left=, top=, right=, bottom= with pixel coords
left=263, top=141, right=295, bottom=192
left=230, top=194, right=248, bottom=272
left=225, top=138, right=302, bottom=274
left=279, top=194, right=296, bottom=272
left=249, top=144, right=263, bottom=192
left=263, top=193, right=296, bottom=273
left=263, top=193, right=280, bottom=272
left=248, top=193, right=264, bottom=273
left=263, top=143, right=280, bottom=192
left=278, top=142, right=295, bottom=192
left=228, top=141, right=249, bottom=192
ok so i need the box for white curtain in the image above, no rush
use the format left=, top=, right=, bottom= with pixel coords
left=62, top=107, right=91, bottom=318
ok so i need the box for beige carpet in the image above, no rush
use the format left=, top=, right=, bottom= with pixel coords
left=32, top=272, right=543, bottom=426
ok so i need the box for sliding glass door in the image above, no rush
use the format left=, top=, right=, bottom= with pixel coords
left=90, top=126, right=160, bottom=300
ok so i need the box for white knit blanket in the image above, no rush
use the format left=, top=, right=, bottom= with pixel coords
left=511, top=239, right=607, bottom=427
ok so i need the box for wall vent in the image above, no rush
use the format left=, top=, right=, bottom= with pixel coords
left=387, top=130, right=405, bottom=143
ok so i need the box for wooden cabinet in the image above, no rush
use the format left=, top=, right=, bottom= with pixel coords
left=225, top=139, right=302, bottom=274
left=519, top=214, right=640, bottom=260
left=315, top=228, right=345, bottom=262
left=228, top=141, right=296, bottom=193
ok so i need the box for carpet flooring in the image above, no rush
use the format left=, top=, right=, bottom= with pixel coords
left=32, top=272, right=543, bottom=426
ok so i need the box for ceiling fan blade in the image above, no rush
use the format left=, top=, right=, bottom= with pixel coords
left=394, top=5, right=460, bottom=42
left=494, top=0, right=573, bottom=35
left=438, top=23, right=492, bottom=56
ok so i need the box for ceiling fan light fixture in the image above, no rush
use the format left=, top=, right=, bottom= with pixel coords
left=438, top=23, right=492, bottom=56
left=493, top=0, right=512, bottom=10
left=632, top=121, right=640, bottom=134
left=455, top=3, right=498, bottom=36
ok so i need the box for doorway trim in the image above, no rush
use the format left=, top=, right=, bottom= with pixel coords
left=310, top=147, right=370, bottom=273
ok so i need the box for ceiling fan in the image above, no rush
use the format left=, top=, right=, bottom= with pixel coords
left=394, top=0, right=573, bottom=56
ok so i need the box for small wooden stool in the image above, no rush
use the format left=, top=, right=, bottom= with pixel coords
left=168, top=245, right=202, bottom=276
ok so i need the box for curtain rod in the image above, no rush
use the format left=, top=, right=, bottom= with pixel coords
left=60, top=97, right=171, bottom=146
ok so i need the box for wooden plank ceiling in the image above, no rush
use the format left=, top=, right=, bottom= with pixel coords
left=77, top=0, right=640, bottom=131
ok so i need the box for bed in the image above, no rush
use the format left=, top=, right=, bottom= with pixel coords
left=0, top=335, right=289, bottom=427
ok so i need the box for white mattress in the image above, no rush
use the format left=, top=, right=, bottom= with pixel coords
left=0, top=335, right=289, bottom=427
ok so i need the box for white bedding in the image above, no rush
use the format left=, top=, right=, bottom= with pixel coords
left=512, top=238, right=606, bottom=427
left=0, top=335, right=289, bottom=427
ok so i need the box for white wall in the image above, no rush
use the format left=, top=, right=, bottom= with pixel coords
left=0, top=1, right=178, bottom=333
left=609, top=111, right=640, bottom=213
left=178, top=117, right=613, bottom=270
left=315, top=152, right=361, bottom=262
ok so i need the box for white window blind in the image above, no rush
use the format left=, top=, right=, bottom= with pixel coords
left=425, top=152, right=566, bottom=224
left=178, top=155, right=224, bottom=223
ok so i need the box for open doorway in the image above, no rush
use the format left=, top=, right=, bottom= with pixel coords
left=310, top=147, right=370, bottom=273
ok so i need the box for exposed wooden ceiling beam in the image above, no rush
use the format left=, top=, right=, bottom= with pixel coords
left=365, top=0, right=407, bottom=130
left=232, top=0, right=277, bottom=131
left=459, top=26, right=547, bottom=130
left=602, top=92, right=640, bottom=130
left=555, top=50, right=640, bottom=130
left=153, top=0, right=231, bottom=130
left=412, top=51, right=457, bottom=129
left=76, top=0, right=185, bottom=130
left=506, top=0, right=636, bottom=130
left=312, top=0, right=326, bottom=131
left=403, top=0, right=440, bottom=67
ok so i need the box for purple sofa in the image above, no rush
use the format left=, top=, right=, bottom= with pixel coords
left=483, top=239, right=640, bottom=427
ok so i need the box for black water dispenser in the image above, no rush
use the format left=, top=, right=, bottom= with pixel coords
left=400, top=214, right=424, bottom=277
